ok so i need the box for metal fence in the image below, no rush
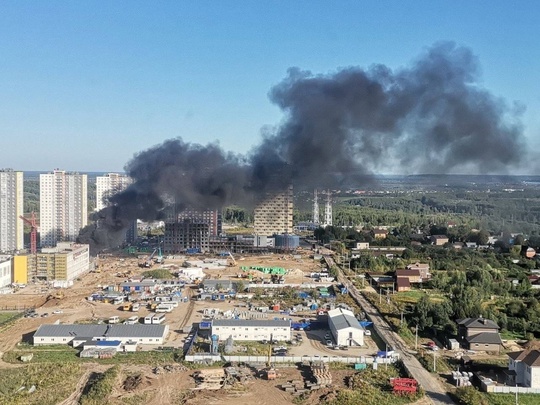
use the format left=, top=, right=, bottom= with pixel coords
left=185, top=353, right=393, bottom=364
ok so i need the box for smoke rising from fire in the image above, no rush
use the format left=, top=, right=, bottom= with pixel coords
left=78, top=42, right=526, bottom=253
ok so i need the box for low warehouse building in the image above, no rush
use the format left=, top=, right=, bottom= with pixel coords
left=33, top=324, right=169, bottom=346
left=212, top=319, right=291, bottom=342
left=328, top=308, right=364, bottom=346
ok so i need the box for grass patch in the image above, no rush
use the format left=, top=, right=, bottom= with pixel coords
left=499, top=329, right=525, bottom=340
left=416, top=350, right=452, bottom=373
left=0, top=362, right=82, bottom=405
left=141, top=269, right=173, bottom=279
left=4, top=347, right=182, bottom=365
left=80, top=365, right=119, bottom=405
left=0, top=311, right=23, bottom=332
left=322, top=365, right=423, bottom=405
left=0, top=311, right=20, bottom=324
left=454, top=387, right=540, bottom=405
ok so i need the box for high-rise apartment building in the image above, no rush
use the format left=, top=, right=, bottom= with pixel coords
left=95, top=173, right=132, bottom=211
left=40, top=170, right=87, bottom=247
left=95, top=173, right=137, bottom=244
left=253, top=185, right=293, bottom=236
left=0, top=169, right=24, bottom=253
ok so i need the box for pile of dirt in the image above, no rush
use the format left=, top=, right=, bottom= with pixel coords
left=123, top=374, right=143, bottom=391
left=317, top=388, right=341, bottom=403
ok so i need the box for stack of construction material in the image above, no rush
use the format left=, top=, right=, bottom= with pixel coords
left=281, top=380, right=307, bottom=395
left=192, top=369, right=226, bottom=390
left=311, top=362, right=332, bottom=387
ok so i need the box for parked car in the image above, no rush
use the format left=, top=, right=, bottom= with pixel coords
left=326, top=340, right=333, bottom=347
left=365, top=330, right=371, bottom=336
left=52, top=310, right=63, bottom=314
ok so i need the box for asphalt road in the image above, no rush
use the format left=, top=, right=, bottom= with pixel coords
left=326, top=255, right=455, bottom=405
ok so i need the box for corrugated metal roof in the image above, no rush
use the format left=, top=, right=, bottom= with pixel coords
left=212, top=319, right=291, bottom=328
left=328, top=308, right=363, bottom=331
left=34, top=324, right=167, bottom=339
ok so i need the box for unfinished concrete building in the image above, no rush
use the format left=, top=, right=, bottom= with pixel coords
left=253, top=185, right=293, bottom=236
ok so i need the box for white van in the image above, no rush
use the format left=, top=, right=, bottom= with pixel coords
left=108, top=316, right=120, bottom=324
left=131, top=303, right=140, bottom=312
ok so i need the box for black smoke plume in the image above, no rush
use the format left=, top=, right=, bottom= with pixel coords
left=78, top=42, right=526, bottom=253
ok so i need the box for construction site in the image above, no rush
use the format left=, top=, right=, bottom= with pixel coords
left=0, top=247, right=423, bottom=405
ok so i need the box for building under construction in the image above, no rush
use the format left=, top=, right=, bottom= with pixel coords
left=163, top=208, right=222, bottom=254
left=13, top=242, right=90, bottom=284
left=253, top=185, right=293, bottom=236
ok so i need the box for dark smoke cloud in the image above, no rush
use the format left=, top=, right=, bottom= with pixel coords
left=78, top=41, right=526, bottom=253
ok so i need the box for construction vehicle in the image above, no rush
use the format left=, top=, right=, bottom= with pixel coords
left=154, top=246, right=164, bottom=264
left=226, top=252, right=236, bottom=267
left=138, top=249, right=157, bottom=268
left=262, top=343, right=277, bottom=380
left=47, top=290, right=65, bottom=301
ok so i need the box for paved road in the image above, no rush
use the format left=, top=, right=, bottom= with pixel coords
left=326, top=255, right=454, bottom=405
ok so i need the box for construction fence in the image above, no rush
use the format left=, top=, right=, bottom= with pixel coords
left=185, top=353, right=394, bottom=364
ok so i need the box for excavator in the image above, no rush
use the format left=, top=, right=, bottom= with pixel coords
left=138, top=249, right=157, bottom=268
left=262, top=342, right=276, bottom=380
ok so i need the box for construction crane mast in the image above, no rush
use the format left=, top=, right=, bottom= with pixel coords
left=19, top=212, right=38, bottom=254
left=19, top=212, right=38, bottom=282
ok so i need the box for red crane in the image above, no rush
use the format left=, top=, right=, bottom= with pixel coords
left=20, top=212, right=38, bottom=254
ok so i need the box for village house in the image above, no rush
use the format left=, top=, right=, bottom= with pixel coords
left=406, top=262, right=431, bottom=279
left=430, top=235, right=449, bottom=246
left=456, top=317, right=503, bottom=353
left=507, top=349, right=540, bottom=388
left=372, top=228, right=389, bottom=240
left=396, top=277, right=411, bottom=292
left=395, top=269, right=422, bottom=284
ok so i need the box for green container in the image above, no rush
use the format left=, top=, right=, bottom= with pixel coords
left=354, top=363, right=367, bottom=370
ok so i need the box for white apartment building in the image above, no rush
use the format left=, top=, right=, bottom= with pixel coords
left=40, top=170, right=87, bottom=247
left=253, top=186, right=293, bottom=236
left=0, top=169, right=24, bottom=253
left=212, top=319, right=291, bottom=342
left=0, top=255, right=12, bottom=288
left=95, top=173, right=132, bottom=211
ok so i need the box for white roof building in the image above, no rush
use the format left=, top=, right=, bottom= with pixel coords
left=212, top=319, right=291, bottom=342
left=33, top=324, right=169, bottom=346
left=328, top=308, right=364, bottom=347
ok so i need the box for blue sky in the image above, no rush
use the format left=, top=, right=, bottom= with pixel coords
left=1, top=1, right=539, bottom=172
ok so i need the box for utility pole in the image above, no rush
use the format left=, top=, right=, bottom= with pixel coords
left=433, top=350, right=436, bottom=372
left=415, top=325, right=418, bottom=350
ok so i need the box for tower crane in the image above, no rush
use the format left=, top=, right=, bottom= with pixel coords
left=19, top=212, right=38, bottom=282
left=19, top=212, right=38, bottom=254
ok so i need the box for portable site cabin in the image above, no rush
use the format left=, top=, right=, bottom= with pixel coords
left=144, top=313, right=155, bottom=324
left=152, top=313, right=166, bottom=324
left=108, top=316, right=120, bottom=324
left=124, top=316, right=139, bottom=325
left=155, top=303, right=174, bottom=313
